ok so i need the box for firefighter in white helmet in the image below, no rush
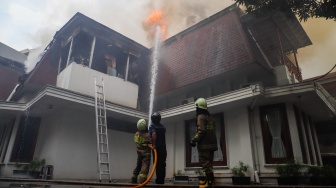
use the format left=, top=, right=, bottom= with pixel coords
left=131, top=119, right=152, bottom=184
left=191, top=98, right=218, bottom=187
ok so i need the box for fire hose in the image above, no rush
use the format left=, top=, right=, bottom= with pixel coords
left=133, top=145, right=157, bottom=188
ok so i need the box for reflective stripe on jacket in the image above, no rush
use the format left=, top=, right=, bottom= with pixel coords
left=134, top=131, right=152, bottom=156
left=193, top=114, right=218, bottom=151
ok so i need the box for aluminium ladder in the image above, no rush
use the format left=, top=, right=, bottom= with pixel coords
left=94, top=77, right=111, bottom=182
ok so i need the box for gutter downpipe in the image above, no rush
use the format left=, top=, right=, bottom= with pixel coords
left=248, top=85, right=260, bottom=184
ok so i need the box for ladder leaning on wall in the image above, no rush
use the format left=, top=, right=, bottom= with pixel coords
left=94, top=76, right=111, bottom=182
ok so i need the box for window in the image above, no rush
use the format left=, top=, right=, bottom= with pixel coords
left=301, top=112, right=314, bottom=164
left=10, top=116, right=41, bottom=163
left=309, top=117, right=321, bottom=165
left=293, top=105, right=308, bottom=164
left=0, top=118, right=14, bottom=163
left=185, top=113, right=227, bottom=167
left=260, top=103, right=293, bottom=164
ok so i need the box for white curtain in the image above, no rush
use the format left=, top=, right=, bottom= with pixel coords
left=190, top=121, right=199, bottom=163
left=214, top=118, right=223, bottom=161
left=190, top=117, right=223, bottom=163
left=266, top=108, right=287, bottom=158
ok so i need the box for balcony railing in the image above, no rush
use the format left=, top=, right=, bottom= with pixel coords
left=56, top=63, right=139, bottom=108
left=279, top=52, right=302, bottom=82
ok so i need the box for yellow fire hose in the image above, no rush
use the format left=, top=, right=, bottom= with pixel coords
left=133, top=145, right=157, bottom=188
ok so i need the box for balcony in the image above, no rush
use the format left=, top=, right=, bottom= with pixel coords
left=282, top=55, right=302, bottom=82
left=56, top=63, right=138, bottom=108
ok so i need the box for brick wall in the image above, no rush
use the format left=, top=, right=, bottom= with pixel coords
left=0, top=66, right=22, bottom=100
left=27, top=52, right=58, bottom=86
left=157, top=11, right=255, bottom=94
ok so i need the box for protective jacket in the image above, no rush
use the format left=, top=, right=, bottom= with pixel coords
left=134, top=131, right=152, bottom=156
left=192, top=114, right=218, bottom=151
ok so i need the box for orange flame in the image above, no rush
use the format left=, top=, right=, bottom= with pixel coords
left=143, top=9, right=167, bottom=43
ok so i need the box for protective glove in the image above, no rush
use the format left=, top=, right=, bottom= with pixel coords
left=190, top=141, right=196, bottom=147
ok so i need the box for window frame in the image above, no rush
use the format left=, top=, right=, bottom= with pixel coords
left=185, top=113, right=227, bottom=167
left=259, top=103, right=293, bottom=164
left=0, top=118, right=15, bottom=163
left=293, top=105, right=308, bottom=164
left=10, top=116, right=41, bottom=163
left=301, top=112, right=314, bottom=164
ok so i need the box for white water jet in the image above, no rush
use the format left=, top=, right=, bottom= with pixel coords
left=148, top=26, right=161, bottom=126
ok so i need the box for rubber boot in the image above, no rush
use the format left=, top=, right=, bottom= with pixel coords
left=207, top=172, right=214, bottom=187
left=199, top=172, right=214, bottom=188
left=199, top=176, right=208, bottom=188
left=139, top=177, right=147, bottom=184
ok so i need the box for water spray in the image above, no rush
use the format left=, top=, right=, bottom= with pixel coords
left=148, top=26, right=161, bottom=127
left=132, top=26, right=161, bottom=188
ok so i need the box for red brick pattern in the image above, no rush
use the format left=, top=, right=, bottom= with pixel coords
left=157, top=11, right=255, bottom=94
left=0, top=66, right=22, bottom=100
left=27, top=52, right=58, bottom=86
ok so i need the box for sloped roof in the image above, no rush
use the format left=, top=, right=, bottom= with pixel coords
left=241, top=10, right=312, bottom=53
left=54, top=12, right=149, bottom=56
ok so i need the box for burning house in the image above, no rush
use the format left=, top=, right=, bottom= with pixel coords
left=0, top=4, right=335, bottom=185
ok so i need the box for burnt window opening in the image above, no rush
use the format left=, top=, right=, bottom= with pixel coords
left=58, top=29, right=142, bottom=85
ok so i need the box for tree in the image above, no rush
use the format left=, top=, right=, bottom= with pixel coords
left=234, top=0, right=336, bottom=21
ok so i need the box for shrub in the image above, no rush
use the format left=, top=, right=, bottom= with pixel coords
left=275, top=160, right=303, bottom=177
left=231, top=161, right=250, bottom=177
left=307, top=166, right=322, bottom=177
left=23, top=158, right=46, bottom=171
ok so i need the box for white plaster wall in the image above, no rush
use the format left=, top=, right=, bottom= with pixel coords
left=35, top=110, right=63, bottom=168
left=34, top=109, right=135, bottom=180
left=57, top=63, right=138, bottom=108
left=275, top=65, right=291, bottom=86
left=169, top=122, right=186, bottom=176
left=225, top=107, right=254, bottom=178
left=108, top=130, right=138, bottom=179
left=165, top=122, right=177, bottom=178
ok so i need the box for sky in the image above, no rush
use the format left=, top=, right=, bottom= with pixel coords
left=0, top=0, right=335, bottom=79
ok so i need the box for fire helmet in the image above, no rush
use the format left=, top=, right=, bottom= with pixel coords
left=151, top=112, right=161, bottom=124
left=137, top=119, right=147, bottom=131
left=195, top=98, right=207, bottom=109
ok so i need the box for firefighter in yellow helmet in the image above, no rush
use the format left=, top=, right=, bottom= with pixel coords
left=191, top=98, right=218, bottom=187
left=131, top=119, right=152, bottom=184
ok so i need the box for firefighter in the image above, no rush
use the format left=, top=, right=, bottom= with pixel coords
left=131, top=119, right=152, bottom=184
left=191, top=98, right=218, bottom=187
left=149, top=112, right=167, bottom=184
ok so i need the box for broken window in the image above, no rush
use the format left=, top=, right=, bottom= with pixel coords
left=58, top=29, right=142, bottom=85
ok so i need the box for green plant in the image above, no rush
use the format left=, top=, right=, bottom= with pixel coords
left=307, top=166, right=322, bottom=177
left=321, top=165, right=336, bottom=178
left=231, top=161, right=250, bottom=177
left=176, top=170, right=183, bottom=175
left=194, top=169, right=205, bottom=176
left=275, top=160, right=303, bottom=177
left=23, top=158, right=46, bottom=171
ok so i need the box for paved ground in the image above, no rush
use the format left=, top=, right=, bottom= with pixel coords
left=0, top=178, right=333, bottom=187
